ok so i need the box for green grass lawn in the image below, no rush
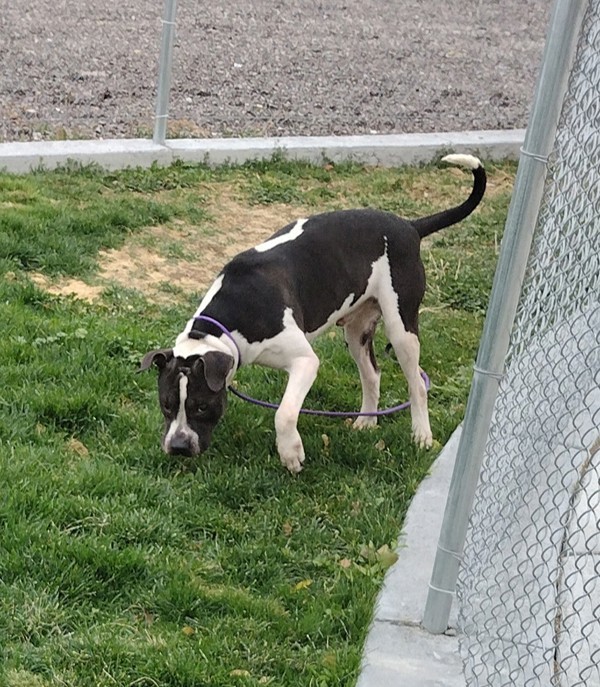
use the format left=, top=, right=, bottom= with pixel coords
left=0, top=156, right=515, bottom=687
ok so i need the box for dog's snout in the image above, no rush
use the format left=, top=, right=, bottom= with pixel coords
left=169, top=434, right=194, bottom=457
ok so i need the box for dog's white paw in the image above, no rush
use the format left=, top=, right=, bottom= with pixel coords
left=412, top=425, right=433, bottom=449
left=279, top=449, right=305, bottom=474
left=353, top=415, right=378, bottom=430
left=277, top=431, right=306, bottom=474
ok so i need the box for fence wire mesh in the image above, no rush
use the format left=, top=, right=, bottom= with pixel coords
left=457, top=2, right=600, bottom=686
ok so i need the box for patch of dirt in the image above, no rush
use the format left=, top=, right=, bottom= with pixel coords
left=97, top=245, right=207, bottom=300
left=29, top=273, right=105, bottom=301
left=209, top=187, right=305, bottom=238
left=484, top=169, right=515, bottom=198
left=30, top=187, right=308, bottom=304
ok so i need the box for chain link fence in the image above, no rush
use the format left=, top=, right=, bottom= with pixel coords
left=457, top=1, right=600, bottom=684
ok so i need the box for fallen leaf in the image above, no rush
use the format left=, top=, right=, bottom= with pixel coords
left=359, top=541, right=378, bottom=562
left=181, top=625, right=195, bottom=636
left=321, top=434, right=330, bottom=449
left=66, top=437, right=89, bottom=457
left=376, top=544, right=399, bottom=569
left=230, top=669, right=251, bottom=677
left=282, top=522, right=293, bottom=536
left=339, top=558, right=352, bottom=569
left=374, top=439, right=386, bottom=451
left=293, top=579, right=312, bottom=591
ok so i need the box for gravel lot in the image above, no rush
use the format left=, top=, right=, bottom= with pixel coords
left=0, top=0, right=551, bottom=142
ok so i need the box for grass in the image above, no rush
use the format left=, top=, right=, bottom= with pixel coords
left=0, top=156, right=515, bottom=687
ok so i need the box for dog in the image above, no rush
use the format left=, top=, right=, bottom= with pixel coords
left=140, top=154, right=486, bottom=473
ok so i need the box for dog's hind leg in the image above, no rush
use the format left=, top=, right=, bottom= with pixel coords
left=341, top=298, right=382, bottom=429
left=381, top=312, right=432, bottom=449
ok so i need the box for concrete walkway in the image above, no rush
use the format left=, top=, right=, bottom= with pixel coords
left=357, top=427, right=464, bottom=687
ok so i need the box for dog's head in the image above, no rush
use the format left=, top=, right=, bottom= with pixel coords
left=139, top=349, right=234, bottom=457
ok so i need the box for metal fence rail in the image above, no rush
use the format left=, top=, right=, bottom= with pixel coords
left=456, top=0, right=600, bottom=684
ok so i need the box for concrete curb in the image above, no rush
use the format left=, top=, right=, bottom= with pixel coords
left=357, top=426, right=464, bottom=687
left=0, top=129, right=525, bottom=173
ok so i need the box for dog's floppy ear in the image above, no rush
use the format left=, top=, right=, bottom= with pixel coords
left=197, top=351, right=234, bottom=392
left=138, top=348, right=174, bottom=372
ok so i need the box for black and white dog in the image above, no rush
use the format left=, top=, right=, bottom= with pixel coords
left=140, top=154, right=486, bottom=473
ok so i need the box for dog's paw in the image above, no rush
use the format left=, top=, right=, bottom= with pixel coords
left=279, top=449, right=305, bottom=474
left=412, top=425, right=433, bottom=450
left=281, top=454, right=305, bottom=474
left=353, top=415, right=378, bottom=430
left=277, top=431, right=306, bottom=474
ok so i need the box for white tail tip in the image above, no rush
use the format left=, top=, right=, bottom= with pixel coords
left=441, top=153, right=482, bottom=170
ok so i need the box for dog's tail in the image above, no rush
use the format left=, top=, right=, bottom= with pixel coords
left=411, top=154, right=486, bottom=239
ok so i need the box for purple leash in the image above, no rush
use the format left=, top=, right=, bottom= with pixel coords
left=229, top=370, right=430, bottom=417
left=194, top=315, right=430, bottom=418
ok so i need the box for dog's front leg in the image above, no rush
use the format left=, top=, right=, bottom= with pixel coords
left=275, top=352, right=320, bottom=473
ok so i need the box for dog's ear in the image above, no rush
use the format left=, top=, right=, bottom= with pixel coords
left=138, top=348, right=174, bottom=373
left=197, top=351, right=234, bottom=392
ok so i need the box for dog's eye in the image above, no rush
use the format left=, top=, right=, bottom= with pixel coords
left=197, top=403, right=208, bottom=414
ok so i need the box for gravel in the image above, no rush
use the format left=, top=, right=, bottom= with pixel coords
left=0, top=0, right=552, bottom=142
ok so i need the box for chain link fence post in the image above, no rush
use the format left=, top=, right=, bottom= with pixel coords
left=153, top=0, right=178, bottom=145
left=422, top=0, right=589, bottom=635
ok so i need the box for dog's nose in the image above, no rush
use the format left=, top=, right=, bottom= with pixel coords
left=169, top=435, right=193, bottom=457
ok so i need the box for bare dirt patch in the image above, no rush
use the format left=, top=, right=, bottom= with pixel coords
left=29, top=273, right=105, bottom=301
left=31, top=187, right=308, bottom=304
left=484, top=169, right=515, bottom=198
left=97, top=189, right=307, bottom=301
left=209, top=186, right=305, bottom=238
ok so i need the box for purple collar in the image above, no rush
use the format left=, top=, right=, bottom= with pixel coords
left=193, top=315, right=242, bottom=366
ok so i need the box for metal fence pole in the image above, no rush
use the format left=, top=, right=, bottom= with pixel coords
left=153, top=0, right=178, bottom=145
left=422, top=0, right=589, bottom=635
